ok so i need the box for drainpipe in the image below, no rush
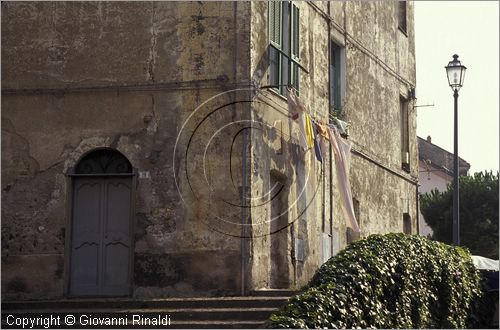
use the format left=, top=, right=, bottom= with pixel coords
left=416, top=181, right=420, bottom=235
left=234, top=1, right=248, bottom=297
left=327, top=1, right=335, bottom=256
left=413, top=100, right=420, bottom=236
left=240, top=108, right=247, bottom=295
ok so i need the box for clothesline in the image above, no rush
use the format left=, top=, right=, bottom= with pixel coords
left=285, top=86, right=360, bottom=233
left=259, top=84, right=349, bottom=133
left=253, top=84, right=360, bottom=232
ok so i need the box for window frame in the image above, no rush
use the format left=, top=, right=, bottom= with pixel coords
left=400, top=95, right=410, bottom=172
left=398, top=1, right=408, bottom=35
left=268, top=1, right=301, bottom=95
left=330, top=41, right=346, bottom=116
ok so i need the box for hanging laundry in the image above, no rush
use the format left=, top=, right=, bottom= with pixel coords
left=304, top=114, right=315, bottom=149
left=294, top=112, right=308, bottom=150
left=319, top=135, right=328, bottom=158
left=316, top=122, right=330, bottom=141
left=328, top=126, right=360, bottom=232
left=332, top=117, right=350, bottom=137
left=286, top=87, right=309, bottom=150
left=286, top=87, right=306, bottom=117
left=312, top=122, right=322, bottom=162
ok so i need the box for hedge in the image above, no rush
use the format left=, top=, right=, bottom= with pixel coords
left=266, top=233, right=491, bottom=329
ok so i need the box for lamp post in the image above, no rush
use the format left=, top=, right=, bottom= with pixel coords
left=445, top=54, right=467, bottom=246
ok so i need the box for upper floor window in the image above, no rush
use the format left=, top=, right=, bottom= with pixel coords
left=398, top=1, right=407, bottom=34
left=330, top=42, right=346, bottom=116
left=269, top=1, right=300, bottom=95
left=400, top=96, right=410, bottom=172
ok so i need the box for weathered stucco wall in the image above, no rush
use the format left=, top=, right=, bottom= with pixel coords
left=2, top=1, right=251, bottom=300
left=340, top=0, right=418, bottom=236
left=246, top=0, right=418, bottom=291
left=1, top=2, right=246, bottom=89
left=247, top=1, right=332, bottom=290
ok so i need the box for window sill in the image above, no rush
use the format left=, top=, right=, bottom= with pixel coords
left=267, top=87, right=288, bottom=103
left=401, top=162, right=411, bottom=173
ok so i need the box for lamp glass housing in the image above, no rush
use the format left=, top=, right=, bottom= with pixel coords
left=445, top=54, right=467, bottom=91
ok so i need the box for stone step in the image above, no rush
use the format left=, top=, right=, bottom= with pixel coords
left=1, top=317, right=264, bottom=329
left=249, top=289, right=300, bottom=297
left=1, top=294, right=297, bottom=329
left=2, top=296, right=290, bottom=311
left=159, top=320, right=264, bottom=329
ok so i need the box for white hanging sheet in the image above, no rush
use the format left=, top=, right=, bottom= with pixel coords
left=328, top=126, right=360, bottom=232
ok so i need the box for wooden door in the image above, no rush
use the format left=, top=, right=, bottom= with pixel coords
left=69, top=177, right=132, bottom=296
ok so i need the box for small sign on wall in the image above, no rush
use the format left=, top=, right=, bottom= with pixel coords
left=139, top=171, right=150, bottom=179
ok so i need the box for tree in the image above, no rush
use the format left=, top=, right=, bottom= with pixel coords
left=420, top=171, right=499, bottom=259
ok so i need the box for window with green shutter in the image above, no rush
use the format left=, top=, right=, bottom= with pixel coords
left=330, top=41, right=346, bottom=116
left=268, top=1, right=300, bottom=95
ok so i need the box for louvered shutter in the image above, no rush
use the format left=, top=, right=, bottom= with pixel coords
left=290, top=3, right=300, bottom=92
left=269, top=1, right=282, bottom=47
left=291, top=3, right=299, bottom=59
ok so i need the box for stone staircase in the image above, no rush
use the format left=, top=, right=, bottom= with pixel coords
left=1, top=290, right=298, bottom=329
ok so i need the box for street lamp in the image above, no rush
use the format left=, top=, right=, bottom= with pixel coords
left=445, top=54, right=467, bottom=246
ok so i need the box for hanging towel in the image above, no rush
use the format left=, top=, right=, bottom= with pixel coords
left=316, top=122, right=330, bottom=141
left=319, top=135, right=328, bottom=158
left=312, top=122, right=323, bottom=162
left=304, top=114, right=315, bottom=149
left=294, top=112, right=309, bottom=150
left=328, top=126, right=360, bottom=232
left=286, top=87, right=306, bottom=116
left=286, top=87, right=309, bottom=150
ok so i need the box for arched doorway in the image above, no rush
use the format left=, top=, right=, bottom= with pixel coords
left=68, top=148, right=134, bottom=296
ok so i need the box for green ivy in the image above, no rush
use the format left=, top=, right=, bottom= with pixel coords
left=266, top=233, right=493, bottom=329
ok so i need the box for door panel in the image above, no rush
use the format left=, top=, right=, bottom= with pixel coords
left=104, top=180, right=131, bottom=242
left=101, top=179, right=131, bottom=295
left=70, top=179, right=102, bottom=295
left=69, top=177, right=132, bottom=297
left=71, top=242, right=99, bottom=288
left=72, top=180, right=101, bottom=248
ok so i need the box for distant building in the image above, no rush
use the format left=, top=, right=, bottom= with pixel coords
left=418, top=136, right=470, bottom=237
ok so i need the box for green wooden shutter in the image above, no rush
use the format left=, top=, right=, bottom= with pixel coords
left=291, top=3, right=299, bottom=59
left=269, top=1, right=283, bottom=90
left=269, top=1, right=282, bottom=48
left=291, top=3, right=300, bottom=92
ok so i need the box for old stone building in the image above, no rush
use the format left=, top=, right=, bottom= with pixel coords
left=2, top=1, right=417, bottom=300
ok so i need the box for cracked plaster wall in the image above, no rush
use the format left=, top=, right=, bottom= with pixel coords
left=2, top=1, right=250, bottom=300
left=246, top=1, right=418, bottom=290
left=342, top=1, right=418, bottom=236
